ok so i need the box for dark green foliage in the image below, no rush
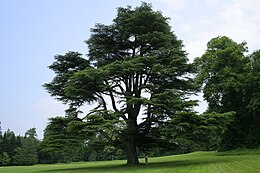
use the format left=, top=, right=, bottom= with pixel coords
left=171, top=111, right=235, bottom=152
left=0, top=122, right=2, bottom=137
left=247, top=50, right=260, bottom=114
left=195, top=36, right=260, bottom=149
left=0, top=129, right=19, bottom=165
left=12, top=128, right=39, bottom=166
left=0, top=152, right=11, bottom=166
left=0, top=128, right=39, bottom=166
left=44, top=2, right=197, bottom=165
left=83, top=133, right=124, bottom=161
left=25, top=127, right=37, bottom=138
left=43, top=51, right=90, bottom=107
left=242, top=50, right=260, bottom=148
left=0, top=122, right=2, bottom=156
left=13, top=136, right=39, bottom=166
left=40, top=115, right=123, bottom=163
left=40, top=116, right=85, bottom=163
left=194, top=36, right=248, bottom=113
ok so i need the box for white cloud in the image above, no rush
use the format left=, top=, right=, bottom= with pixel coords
left=157, top=0, right=188, bottom=11
left=155, top=0, right=189, bottom=20
left=185, top=39, right=207, bottom=61
left=214, top=0, right=260, bottom=51
left=205, top=0, right=220, bottom=8
left=157, top=0, right=260, bottom=57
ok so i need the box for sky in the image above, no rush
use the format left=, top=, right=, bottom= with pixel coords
left=1, top=0, right=260, bottom=139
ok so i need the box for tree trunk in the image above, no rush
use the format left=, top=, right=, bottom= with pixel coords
left=125, top=118, right=139, bottom=165
left=126, top=136, right=139, bottom=165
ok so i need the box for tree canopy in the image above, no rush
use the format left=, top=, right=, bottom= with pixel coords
left=44, top=2, right=197, bottom=165
left=195, top=36, right=260, bottom=149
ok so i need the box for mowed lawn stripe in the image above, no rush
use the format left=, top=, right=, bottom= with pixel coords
left=0, top=149, right=260, bottom=173
left=232, top=159, right=260, bottom=172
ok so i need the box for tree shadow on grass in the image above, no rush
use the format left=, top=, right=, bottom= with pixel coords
left=41, top=157, right=232, bottom=173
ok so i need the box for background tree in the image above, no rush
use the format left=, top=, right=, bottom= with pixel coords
left=246, top=50, right=260, bottom=146
left=0, top=122, right=2, bottom=137
left=40, top=116, right=85, bottom=163
left=0, top=152, right=11, bottom=166
left=171, top=111, right=235, bottom=152
left=0, top=129, right=22, bottom=166
left=195, top=36, right=260, bottom=149
left=40, top=114, right=124, bottom=163
left=13, top=128, right=39, bottom=166
left=44, top=3, right=197, bottom=165
left=0, top=122, right=2, bottom=156
left=247, top=50, right=260, bottom=114
left=1, top=129, right=17, bottom=165
left=25, top=127, right=37, bottom=138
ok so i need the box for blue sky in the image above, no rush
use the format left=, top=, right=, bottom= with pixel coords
left=1, top=0, right=260, bottom=139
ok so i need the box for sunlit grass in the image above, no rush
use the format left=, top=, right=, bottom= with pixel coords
left=1, top=148, right=260, bottom=173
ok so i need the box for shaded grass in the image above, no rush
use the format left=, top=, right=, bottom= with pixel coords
left=1, top=149, right=260, bottom=173
left=216, top=147, right=260, bottom=156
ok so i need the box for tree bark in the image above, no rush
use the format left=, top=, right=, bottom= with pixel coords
left=125, top=118, right=139, bottom=165
left=126, top=136, right=139, bottom=165
left=124, top=73, right=140, bottom=165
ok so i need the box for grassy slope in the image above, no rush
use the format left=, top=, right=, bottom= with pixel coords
left=1, top=149, right=260, bottom=173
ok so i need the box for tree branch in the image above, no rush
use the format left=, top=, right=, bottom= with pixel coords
left=104, top=81, right=128, bottom=121
left=96, top=93, right=107, bottom=110
left=106, top=81, right=119, bottom=112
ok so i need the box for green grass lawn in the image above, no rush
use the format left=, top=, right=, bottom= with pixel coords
left=1, top=149, right=260, bottom=173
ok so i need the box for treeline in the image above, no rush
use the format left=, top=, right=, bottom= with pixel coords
left=0, top=123, right=125, bottom=165
left=0, top=112, right=235, bottom=166
left=195, top=37, right=260, bottom=150
left=41, top=114, right=231, bottom=163
left=0, top=126, right=39, bottom=166
left=39, top=116, right=125, bottom=163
